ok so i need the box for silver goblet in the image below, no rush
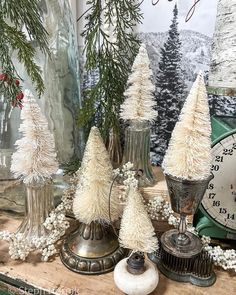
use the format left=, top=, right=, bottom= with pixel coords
left=149, top=173, right=215, bottom=286
left=162, top=173, right=214, bottom=256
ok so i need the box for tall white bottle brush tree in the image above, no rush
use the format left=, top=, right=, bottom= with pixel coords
left=120, top=44, right=157, bottom=187
left=11, top=89, right=59, bottom=241
left=162, top=72, right=212, bottom=181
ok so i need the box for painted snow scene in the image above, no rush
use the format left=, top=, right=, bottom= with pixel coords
left=139, top=0, right=234, bottom=165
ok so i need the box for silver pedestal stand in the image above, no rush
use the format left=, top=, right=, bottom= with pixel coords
left=149, top=173, right=216, bottom=287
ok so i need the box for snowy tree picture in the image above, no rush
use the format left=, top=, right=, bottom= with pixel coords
left=151, top=4, right=185, bottom=165
left=138, top=0, right=218, bottom=165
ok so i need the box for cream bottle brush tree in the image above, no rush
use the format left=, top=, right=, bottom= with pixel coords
left=8, top=89, right=59, bottom=254
left=119, top=186, right=158, bottom=253
left=120, top=44, right=157, bottom=187
left=73, top=126, right=120, bottom=224
left=61, top=126, right=126, bottom=275
left=114, top=186, right=159, bottom=295
left=11, top=89, right=59, bottom=184
left=120, top=43, right=157, bottom=122
left=162, top=72, right=212, bottom=180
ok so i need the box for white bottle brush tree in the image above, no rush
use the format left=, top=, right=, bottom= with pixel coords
left=11, top=89, right=59, bottom=184
left=120, top=43, right=157, bottom=122
left=0, top=89, right=59, bottom=260
left=120, top=44, right=157, bottom=187
left=73, top=126, right=120, bottom=224
left=162, top=72, right=212, bottom=180
left=114, top=185, right=159, bottom=295
left=119, top=186, right=158, bottom=253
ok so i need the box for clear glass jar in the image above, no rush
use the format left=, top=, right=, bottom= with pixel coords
left=122, top=121, right=156, bottom=187
left=0, top=0, right=81, bottom=213
left=17, top=182, right=54, bottom=241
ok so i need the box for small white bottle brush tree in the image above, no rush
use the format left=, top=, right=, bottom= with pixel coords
left=114, top=186, right=159, bottom=295
left=119, top=186, right=158, bottom=253
left=11, top=89, right=58, bottom=242
left=162, top=72, right=212, bottom=181
left=120, top=44, right=157, bottom=187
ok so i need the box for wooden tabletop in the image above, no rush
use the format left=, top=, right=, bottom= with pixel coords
left=0, top=168, right=236, bottom=294
left=0, top=215, right=236, bottom=295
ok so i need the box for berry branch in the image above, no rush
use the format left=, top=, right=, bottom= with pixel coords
left=0, top=0, right=49, bottom=107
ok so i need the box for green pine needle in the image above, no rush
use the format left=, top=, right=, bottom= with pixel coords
left=0, top=0, right=49, bottom=105
left=79, top=0, right=143, bottom=141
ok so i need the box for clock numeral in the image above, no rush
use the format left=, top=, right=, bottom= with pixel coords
left=227, top=213, right=235, bottom=220
left=209, top=193, right=216, bottom=199
left=208, top=183, right=214, bottom=190
left=219, top=208, right=227, bottom=214
left=233, top=143, right=236, bottom=149
left=211, top=164, right=219, bottom=171
left=213, top=200, right=220, bottom=206
left=215, top=156, right=224, bottom=162
left=223, top=148, right=233, bottom=156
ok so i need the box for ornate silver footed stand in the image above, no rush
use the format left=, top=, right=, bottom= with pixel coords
left=149, top=173, right=216, bottom=287
left=60, top=222, right=127, bottom=275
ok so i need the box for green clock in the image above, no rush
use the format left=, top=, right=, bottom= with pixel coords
left=194, top=115, right=236, bottom=240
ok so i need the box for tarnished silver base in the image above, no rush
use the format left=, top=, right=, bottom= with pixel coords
left=150, top=253, right=216, bottom=287
left=60, top=222, right=128, bottom=275
left=148, top=237, right=216, bottom=287
left=161, top=229, right=202, bottom=258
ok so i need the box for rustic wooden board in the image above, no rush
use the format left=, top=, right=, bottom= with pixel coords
left=0, top=168, right=236, bottom=294
left=0, top=215, right=236, bottom=295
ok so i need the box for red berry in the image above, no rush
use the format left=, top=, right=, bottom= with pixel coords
left=0, top=73, right=8, bottom=81
left=16, top=92, right=24, bottom=100
left=15, top=79, right=20, bottom=86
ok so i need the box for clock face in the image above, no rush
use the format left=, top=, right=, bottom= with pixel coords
left=201, top=132, right=236, bottom=232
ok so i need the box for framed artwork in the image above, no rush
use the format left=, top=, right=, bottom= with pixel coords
left=138, top=0, right=219, bottom=164
left=75, top=1, right=235, bottom=164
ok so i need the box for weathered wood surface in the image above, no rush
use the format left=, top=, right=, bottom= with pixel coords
left=0, top=168, right=236, bottom=294
left=0, top=215, right=236, bottom=295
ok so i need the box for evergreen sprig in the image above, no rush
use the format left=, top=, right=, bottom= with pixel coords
left=78, top=0, right=143, bottom=141
left=0, top=0, right=49, bottom=106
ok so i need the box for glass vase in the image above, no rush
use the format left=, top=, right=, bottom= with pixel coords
left=1, top=0, right=77, bottom=214
left=106, top=128, right=122, bottom=169
left=17, top=183, right=54, bottom=242
left=0, top=99, right=20, bottom=180
left=13, top=0, right=84, bottom=164
left=122, top=121, right=156, bottom=187
left=0, top=98, right=24, bottom=213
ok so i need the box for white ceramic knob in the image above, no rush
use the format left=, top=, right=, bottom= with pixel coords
left=114, top=258, right=159, bottom=295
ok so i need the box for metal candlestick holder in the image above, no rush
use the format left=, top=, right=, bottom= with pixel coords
left=60, top=222, right=127, bottom=275
left=149, top=173, right=216, bottom=286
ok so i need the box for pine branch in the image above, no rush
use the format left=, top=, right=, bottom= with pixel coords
left=78, top=0, right=143, bottom=141
left=0, top=0, right=49, bottom=106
